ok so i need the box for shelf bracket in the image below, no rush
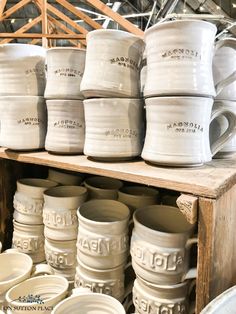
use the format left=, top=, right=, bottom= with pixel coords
left=176, top=193, right=198, bottom=225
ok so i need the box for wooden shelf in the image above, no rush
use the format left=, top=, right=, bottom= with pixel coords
left=0, top=147, right=236, bottom=198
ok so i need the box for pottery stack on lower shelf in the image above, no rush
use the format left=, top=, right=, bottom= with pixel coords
left=44, top=47, right=86, bottom=155
left=80, top=29, right=145, bottom=161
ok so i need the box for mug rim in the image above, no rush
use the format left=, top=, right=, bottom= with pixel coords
left=43, top=185, right=88, bottom=198
left=84, top=176, right=123, bottom=191
left=118, top=185, right=159, bottom=198
left=17, top=178, right=57, bottom=189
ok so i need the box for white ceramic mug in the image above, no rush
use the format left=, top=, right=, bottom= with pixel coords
left=0, top=96, right=47, bottom=151
left=52, top=292, right=126, bottom=314
left=0, top=252, right=52, bottom=305
left=131, top=205, right=197, bottom=285
left=144, top=20, right=235, bottom=98
left=74, top=259, right=125, bottom=301
left=45, top=100, right=85, bottom=154
left=77, top=199, right=130, bottom=269
left=133, top=276, right=195, bottom=314
left=210, top=100, right=236, bottom=158
left=47, top=168, right=83, bottom=186
left=0, top=44, right=46, bottom=96
left=80, top=29, right=144, bottom=98
left=141, top=96, right=236, bottom=166
left=5, top=275, right=68, bottom=314
left=12, top=220, right=45, bottom=264
left=213, top=38, right=236, bottom=100
left=43, top=186, right=88, bottom=241
left=13, top=178, right=58, bottom=225
left=84, top=176, right=123, bottom=200
left=83, top=98, right=144, bottom=160
left=44, top=47, right=86, bottom=100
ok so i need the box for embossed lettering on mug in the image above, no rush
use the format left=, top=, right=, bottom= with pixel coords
left=45, top=250, right=75, bottom=268
left=43, top=208, right=78, bottom=228
left=13, top=236, right=44, bottom=253
left=14, top=192, right=44, bottom=215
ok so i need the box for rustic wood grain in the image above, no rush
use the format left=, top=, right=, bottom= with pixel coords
left=176, top=194, right=198, bottom=224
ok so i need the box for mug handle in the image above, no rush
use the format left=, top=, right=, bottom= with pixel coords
left=183, top=237, right=198, bottom=281
left=31, top=264, right=54, bottom=277
left=210, top=107, right=236, bottom=156
left=215, top=38, right=236, bottom=95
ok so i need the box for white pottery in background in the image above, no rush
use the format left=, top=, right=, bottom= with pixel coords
left=52, top=293, right=126, bottom=314
left=131, top=205, right=197, bottom=285
left=5, top=275, right=69, bottom=314
left=213, top=38, right=236, bottom=100
left=74, top=259, right=125, bottom=301
left=44, top=47, right=86, bottom=100
left=13, top=178, right=58, bottom=225
left=0, top=44, right=46, bottom=96
left=77, top=199, right=130, bottom=269
left=84, top=98, right=144, bottom=160
left=80, top=29, right=144, bottom=98
left=45, top=100, right=85, bottom=154
left=0, top=96, right=47, bottom=150
left=210, top=100, right=236, bottom=158
left=144, top=20, right=231, bottom=98
left=141, top=96, right=236, bottom=166
left=45, top=237, right=77, bottom=269
left=84, top=176, right=123, bottom=200
left=133, top=276, right=195, bottom=314
left=12, top=220, right=45, bottom=263
left=48, top=168, right=83, bottom=186
left=43, top=186, right=88, bottom=241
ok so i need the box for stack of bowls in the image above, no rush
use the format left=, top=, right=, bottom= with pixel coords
left=12, top=178, right=57, bottom=263
left=44, top=48, right=86, bottom=155
left=80, top=29, right=145, bottom=161
left=0, top=44, right=47, bottom=151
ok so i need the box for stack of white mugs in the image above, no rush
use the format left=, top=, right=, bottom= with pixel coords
left=80, top=29, right=145, bottom=161
left=0, top=44, right=47, bottom=151
left=141, top=19, right=236, bottom=167
left=44, top=47, right=86, bottom=155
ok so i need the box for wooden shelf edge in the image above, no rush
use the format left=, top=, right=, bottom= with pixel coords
left=0, top=147, right=235, bottom=198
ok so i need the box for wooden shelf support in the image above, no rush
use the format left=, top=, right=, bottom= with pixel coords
left=176, top=194, right=198, bottom=225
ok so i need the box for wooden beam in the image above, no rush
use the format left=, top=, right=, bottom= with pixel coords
left=56, top=0, right=102, bottom=30
left=47, top=2, right=88, bottom=35
left=37, top=0, right=48, bottom=47
left=85, top=0, right=144, bottom=36
left=30, top=38, right=42, bottom=44
left=0, top=33, right=86, bottom=39
left=0, top=15, right=42, bottom=44
left=0, top=0, right=7, bottom=16
left=48, top=14, right=86, bottom=46
left=0, top=0, right=32, bottom=21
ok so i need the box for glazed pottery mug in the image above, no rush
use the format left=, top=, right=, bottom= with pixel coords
left=52, top=292, right=126, bottom=314
left=133, top=276, right=195, bottom=314
left=144, top=20, right=236, bottom=98
left=84, top=176, right=123, bottom=200
left=77, top=199, right=130, bottom=269
left=0, top=96, right=47, bottom=151
left=0, top=252, right=52, bottom=306
left=13, top=178, right=58, bottom=225
left=0, top=44, right=46, bottom=96
left=80, top=29, right=144, bottom=98
left=44, top=47, right=86, bottom=99
left=12, top=220, right=45, bottom=264
left=74, top=259, right=126, bottom=301
left=43, top=186, right=88, bottom=241
left=45, top=99, right=85, bottom=154
left=130, top=205, right=197, bottom=285
left=5, top=275, right=68, bottom=314
left=213, top=38, right=236, bottom=100
left=141, top=96, right=236, bottom=166
left=47, top=168, right=83, bottom=186
left=83, top=98, right=144, bottom=160
left=210, top=100, right=236, bottom=158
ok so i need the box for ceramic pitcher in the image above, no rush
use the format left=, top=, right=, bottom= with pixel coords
left=0, top=44, right=46, bottom=96
left=213, top=38, right=236, bottom=100
left=44, top=47, right=86, bottom=99
left=0, top=96, right=47, bottom=151
left=45, top=100, right=85, bottom=154
left=141, top=96, right=236, bottom=166
left=80, top=29, right=144, bottom=98
left=84, top=98, right=144, bottom=160
left=144, top=20, right=236, bottom=98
